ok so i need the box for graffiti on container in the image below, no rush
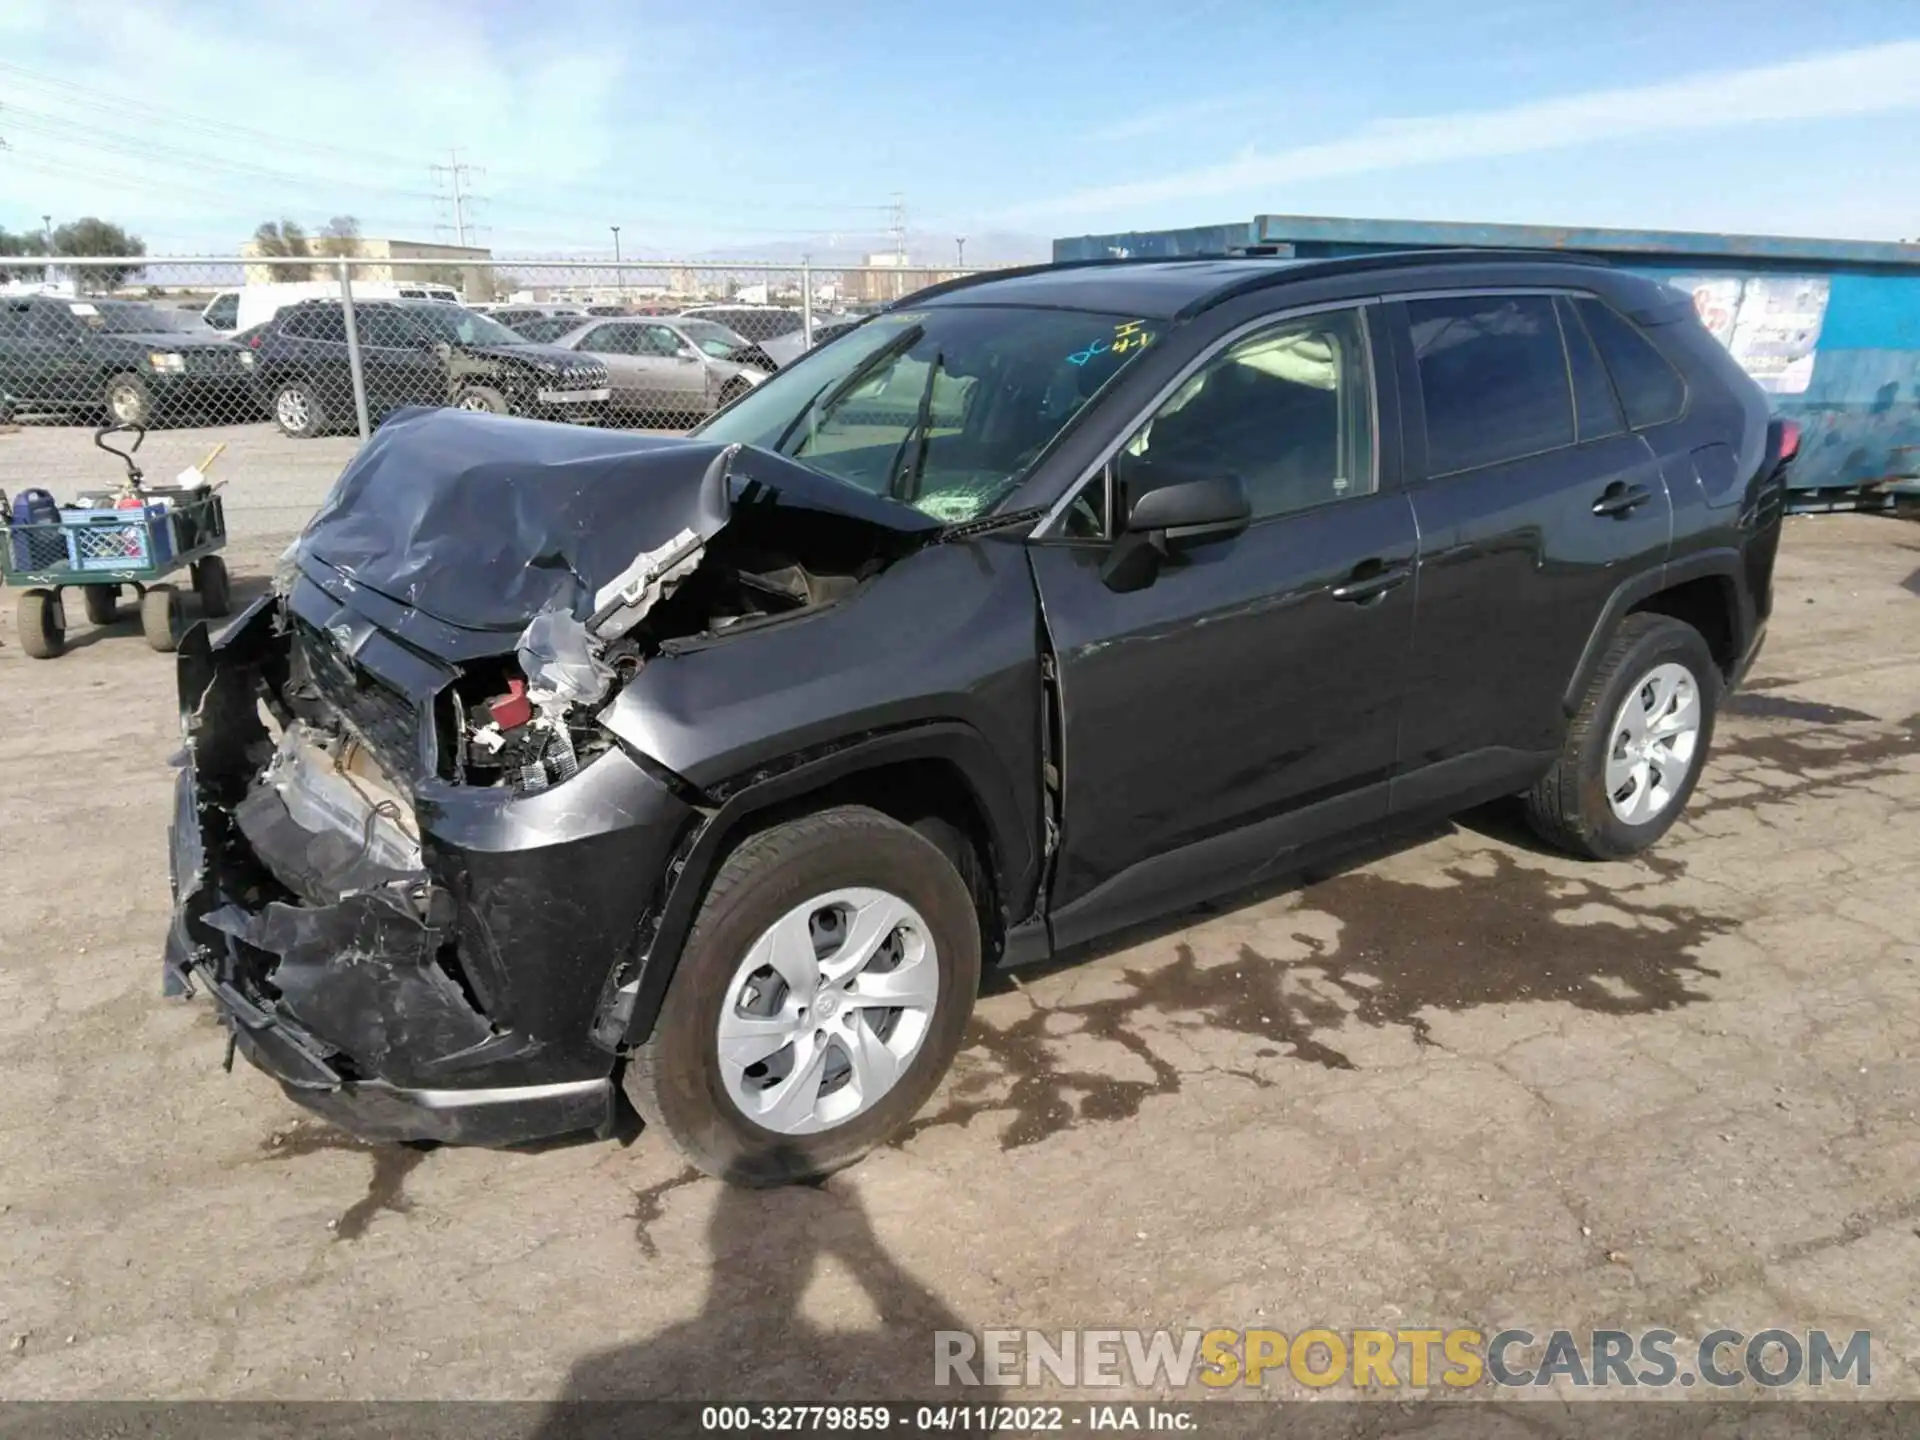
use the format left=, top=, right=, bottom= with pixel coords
left=1670, top=274, right=1830, bottom=395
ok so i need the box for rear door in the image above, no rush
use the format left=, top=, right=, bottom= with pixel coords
left=357, top=305, right=447, bottom=409
left=1386, top=290, right=1672, bottom=810
left=26, top=300, right=94, bottom=407
left=577, top=323, right=652, bottom=412
left=0, top=299, right=36, bottom=404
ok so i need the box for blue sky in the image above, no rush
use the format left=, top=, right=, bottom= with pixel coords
left=3, top=0, right=1919, bottom=261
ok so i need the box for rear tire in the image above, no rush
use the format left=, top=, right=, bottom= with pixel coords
left=141, top=583, right=182, bottom=652
left=18, top=589, right=65, bottom=659
left=1525, top=613, right=1718, bottom=859
left=82, top=584, right=118, bottom=626
left=624, top=805, right=981, bottom=1186
left=105, top=372, right=153, bottom=427
left=273, top=380, right=327, bottom=438
left=192, top=555, right=231, bottom=617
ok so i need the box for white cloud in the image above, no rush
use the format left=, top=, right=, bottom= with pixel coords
left=1012, top=38, right=1920, bottom=223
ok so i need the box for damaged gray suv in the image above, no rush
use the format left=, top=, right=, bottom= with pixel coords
left=167, top=253, right=1792, bottom=1184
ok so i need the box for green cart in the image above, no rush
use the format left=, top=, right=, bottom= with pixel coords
left=2, top=424, right=232, bottom=659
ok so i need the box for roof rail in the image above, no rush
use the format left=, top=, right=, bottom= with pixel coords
left=894, top=246, right=1616, bottom=316
left=1175, top=246, right=1615, bottom=318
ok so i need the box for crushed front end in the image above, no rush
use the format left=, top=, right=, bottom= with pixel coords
left=165, top=580, right=697, bottom=1145
left=162, top=409, right=946, bottom=1147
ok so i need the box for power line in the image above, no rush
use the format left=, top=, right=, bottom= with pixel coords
left=430, top=148, right=486, bottom=246
left=0, top=103, right=440, bottom=201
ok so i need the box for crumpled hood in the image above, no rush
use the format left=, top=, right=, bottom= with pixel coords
left=295, top=406, right=941, bottom=639
left=455, top=340, right=587, bottom=370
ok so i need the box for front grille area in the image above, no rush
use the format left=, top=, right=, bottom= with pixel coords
left=291, top=621, right=428, bottom=785
left=184, top=349, right=248, bottom=374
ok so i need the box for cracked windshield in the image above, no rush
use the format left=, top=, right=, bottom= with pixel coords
left=697, top=306, right=1157, bottom=522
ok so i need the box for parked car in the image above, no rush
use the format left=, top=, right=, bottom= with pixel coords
left=231, top=281, right=464, bottom=336
left=0, top=294, right=258, bottom=425
left=506, top=313, right=595, bottom=344
left=679, top=304, right=809, bottom=367
left=167, top=252, right=1791, bottom=1184
left=244, top=298, right=609, bottom=437
left=550, top=316, right=770, bottom=422
left=807, top=315, right=868, bottom=349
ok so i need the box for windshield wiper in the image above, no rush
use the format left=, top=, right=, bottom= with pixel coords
left=885, top=350, right=943, bottom=503
left=773, top=323, right=925, bottom=455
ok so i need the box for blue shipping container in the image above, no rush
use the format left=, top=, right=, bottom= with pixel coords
left=1053, top=215, right=1920, bottom=507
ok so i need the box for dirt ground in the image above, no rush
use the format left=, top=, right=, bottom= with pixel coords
left=2, top=419, right=1918, bottom=1406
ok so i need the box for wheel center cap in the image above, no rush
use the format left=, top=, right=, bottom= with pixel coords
left=814, top=991, right=841, bottom=1020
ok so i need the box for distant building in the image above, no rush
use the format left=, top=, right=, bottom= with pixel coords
left=841, top=252, right=965, bottom=304
left=241, top=237, right=493, bottom=289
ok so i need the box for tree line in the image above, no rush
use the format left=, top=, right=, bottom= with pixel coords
left=0, top=217, right=145, bottom=286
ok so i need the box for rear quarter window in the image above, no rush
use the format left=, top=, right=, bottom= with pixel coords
left=1575, top=298, right=1687, bottom=428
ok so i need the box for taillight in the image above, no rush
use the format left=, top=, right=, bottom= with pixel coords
left=1779, top=419, right=1800, bottom=462
left=247, top=333, right=262, bottom=349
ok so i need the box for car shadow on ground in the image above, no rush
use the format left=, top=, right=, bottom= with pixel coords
left=528, top=1146, right=992, bottom=1424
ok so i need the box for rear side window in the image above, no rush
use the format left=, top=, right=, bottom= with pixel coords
left=1408, top=294, right=1574, bottom=475
left=1575, top=298, right=1686, bottom=428
left=1556, top=297, right=1626, bottom=442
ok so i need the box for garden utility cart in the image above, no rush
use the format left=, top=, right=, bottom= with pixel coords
left=3, top=424, right=232, bottom=659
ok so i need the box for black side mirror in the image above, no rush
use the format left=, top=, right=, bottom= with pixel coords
left=1101, top=460, right=1251, bottom=592
left=1125, top=472, right=1251, bottom=540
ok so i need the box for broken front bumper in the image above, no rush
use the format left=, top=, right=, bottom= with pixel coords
left=165, top=591, right=696, bottom=1147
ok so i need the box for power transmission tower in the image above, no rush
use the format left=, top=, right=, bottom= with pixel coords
left=889, top=192, right=907, bottom=264
left=430, top=149, right=487, bottom=246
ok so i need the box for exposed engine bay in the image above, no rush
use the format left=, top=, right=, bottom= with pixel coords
left=445, top=528, right=870, bottom=793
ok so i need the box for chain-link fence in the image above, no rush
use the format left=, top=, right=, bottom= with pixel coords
left=0, top=255, right=976, bottom=442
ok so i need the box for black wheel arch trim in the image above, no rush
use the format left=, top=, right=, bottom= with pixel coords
left=1560, top=547, right=1753, bottom=715
left=595, top=719, right=1039, bottom=1051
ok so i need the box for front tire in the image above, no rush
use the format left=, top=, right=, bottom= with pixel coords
left=1525, top=613, right=1718, bottom=859
left=624, top=806, right=981, bottom=1186
left=454, top=384, right=509, bottom=415
left=18, top=589, right=65, bottom=659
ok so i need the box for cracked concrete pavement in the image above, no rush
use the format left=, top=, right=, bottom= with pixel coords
left=0, top=423, right=1915, bottom=1406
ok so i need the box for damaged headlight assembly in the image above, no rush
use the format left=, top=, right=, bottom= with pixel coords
left=464, top=524, right=710, bottom=795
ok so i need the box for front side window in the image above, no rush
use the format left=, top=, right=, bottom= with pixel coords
left=1409, top=294, right=1574, bottom=475
left=697, top=305, right=1158, bottom=523
left=359, top=308, right=422, bottom=348
left=404, top=306, right=525, bottom=347
left=1121, top=307, right=1375, bottom=521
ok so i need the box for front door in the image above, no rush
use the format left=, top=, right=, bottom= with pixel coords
left=1029, top=303, right=1419, bottom=950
